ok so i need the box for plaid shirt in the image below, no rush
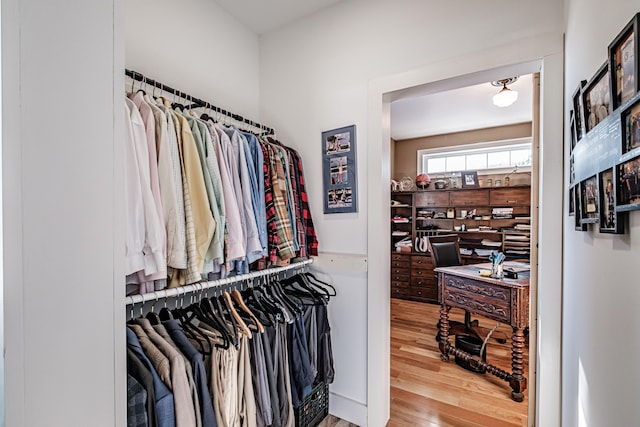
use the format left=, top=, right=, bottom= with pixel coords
left=266, top=143, right=296, bottom=264
left=259, top=140, right=279, bottom=265
left=290, top=149, right=318, bottom=256
left=127, top=374, right=149, bottom=427
left=283, top=147, right=307, bottom=256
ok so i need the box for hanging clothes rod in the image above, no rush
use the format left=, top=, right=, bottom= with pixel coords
left=125, top=258, right=313, bottom=306
left=125, top=68, right=275, bottom=136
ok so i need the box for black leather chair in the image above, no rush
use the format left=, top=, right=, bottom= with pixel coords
left=428, top=234, right=507, bottom=344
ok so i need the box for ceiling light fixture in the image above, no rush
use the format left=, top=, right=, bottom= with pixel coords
left=491, top=77, right=519, bottom=107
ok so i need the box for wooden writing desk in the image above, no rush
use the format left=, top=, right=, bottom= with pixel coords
left=435, top=262, right=530, bottom=402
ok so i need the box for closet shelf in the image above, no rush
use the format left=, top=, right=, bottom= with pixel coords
left=126, top=258, right=314, bottom=306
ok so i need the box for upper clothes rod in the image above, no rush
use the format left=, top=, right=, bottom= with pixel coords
left=125, top=258, right=314, bottom=306
left=125, top=68, right=275, bottom=135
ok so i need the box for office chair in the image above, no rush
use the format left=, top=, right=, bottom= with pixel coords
left=428, top=234, right=507, bottom=344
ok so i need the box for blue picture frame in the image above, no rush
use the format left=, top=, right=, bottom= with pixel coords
left=322, top=125, right=357, bottom=213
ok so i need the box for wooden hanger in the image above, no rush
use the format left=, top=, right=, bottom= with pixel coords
left=231, top=289, right=264, bottom=333
left=222, top=291, right=252, bottom=338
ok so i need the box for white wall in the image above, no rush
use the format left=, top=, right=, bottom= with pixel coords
left=259, top=1, right=564, bottom=425
left=563, top=2, right=640, bottom=426
left=125, top=0, right=261, bottom=119
left=2, top=0, right=124, bottom=425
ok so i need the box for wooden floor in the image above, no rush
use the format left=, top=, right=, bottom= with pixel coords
left=388, top=298, right=529, bottom=427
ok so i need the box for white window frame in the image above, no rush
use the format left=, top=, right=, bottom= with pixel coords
left=417, top=137, right=533, bottom=176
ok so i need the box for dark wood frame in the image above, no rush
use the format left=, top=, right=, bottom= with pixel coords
left=574, top=185, right=588, bottom=231
left=621, top=97, right=640, bottom=157
left=616, top=154, right=640, bottom=212
left=609, top=13, right=639, bottom=111
left=572, top=80, right=587, bottom=142
left=461, top=171, right=479, bottom=188
left=580, top=175, right=600, bottom=224
left=598, top=167, right=624, bottom=233
left=582, top=62, right=611, bottom=134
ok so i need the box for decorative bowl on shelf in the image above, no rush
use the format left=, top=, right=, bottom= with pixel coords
left=434, top=180, right=448, bottom=190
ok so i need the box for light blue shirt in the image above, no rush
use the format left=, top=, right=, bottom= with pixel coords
left=241, top=131, right=268, bottom=257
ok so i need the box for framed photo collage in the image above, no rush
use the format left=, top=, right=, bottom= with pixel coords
left=569, top=12, right=640, bottom=234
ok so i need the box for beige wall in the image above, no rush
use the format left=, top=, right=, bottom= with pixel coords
left=392, top=122, right=533, bottom=184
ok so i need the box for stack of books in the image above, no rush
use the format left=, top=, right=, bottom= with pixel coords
left=492, top=207, right=514, bottom=219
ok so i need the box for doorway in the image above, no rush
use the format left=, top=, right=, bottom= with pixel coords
left=387, top=71, right=537, bottom=426
left=365, top=43, right=564, bottom=427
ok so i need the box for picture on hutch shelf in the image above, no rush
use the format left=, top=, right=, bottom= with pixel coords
left=583, top=62, right=611, bottom=133
left=572, top=81, right=587, bottom=142
left=609, top=13, right=639, bottom=109
left=580, top=175, right=599, bottom=223
left=616, top=155, right=640, bottom=211
left=621, top=98, right=640, bottom=155
left=461, top=171, right=479, bottom=188
left=598, top=168, right=624, bottom=233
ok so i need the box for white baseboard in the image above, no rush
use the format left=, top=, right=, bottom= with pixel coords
left=329, top=391, right=368, bottom=426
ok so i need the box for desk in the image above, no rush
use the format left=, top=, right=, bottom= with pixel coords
left=435, top=262, right=530, bottom=402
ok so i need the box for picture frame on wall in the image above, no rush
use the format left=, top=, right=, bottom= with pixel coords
left=621, top=97, right=640, bottom=156
left=569, top=184, right=575, bottom=216
left=598, top=168, right=624, bottom=233
left=580, top=175, right=599, bottom=224
left=609, top=13, right=639, bottom=110
left=574, top=185, right=588, bottom=231
left=570, top=155, right=576, bottom=185
left=616, top=155, right=640, bottom=211
left=570, top=110, right=577, bottom=152
left=582, top=62, right=611, bottom=133
left=572, top=80, right=587, bottom=142
left=322, top=125, right=357, bottom=213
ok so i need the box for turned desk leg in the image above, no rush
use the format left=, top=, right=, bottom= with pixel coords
left=439, top=304, right=451, bottom=361
left=510, top=326, right=527, bottom=402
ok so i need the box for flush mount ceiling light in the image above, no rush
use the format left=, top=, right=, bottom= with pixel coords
left=491, top=77, right=519, bottom=107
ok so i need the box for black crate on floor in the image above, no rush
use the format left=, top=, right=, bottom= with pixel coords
left=295, top=382, right=329, bottom=427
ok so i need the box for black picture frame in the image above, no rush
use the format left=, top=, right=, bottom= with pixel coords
left=621, top=97, right=640, bottom=157
left=598, top=167, right=624, bottom=233
left=574, top=185, right=588, bottom=231
left=569, top=184, right=575, bottom=216
left=322, top=125, right=357, bottom=213
left=609, top=13, right=639, bottom=110
left=572, top=80, right=587, bottom=142
left=582, top=62, right=611, bottom=133
left=570, top=155, right=576, bottom=185
left=461, top=171, right=479, bottom=188
left=580, top=175, right=599, bottom=224
left=616, top=154, right=640, bottom=211
left=569, top=110, right=577, bottom=153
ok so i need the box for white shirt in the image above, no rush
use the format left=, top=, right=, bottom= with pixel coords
left=125, top=97, right=166, bottom=277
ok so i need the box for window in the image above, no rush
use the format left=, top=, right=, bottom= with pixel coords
left=418, top=138, right=532, bottom=175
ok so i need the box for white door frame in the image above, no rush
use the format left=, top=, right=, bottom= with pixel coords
left=366, top=33, right=564, bottom=427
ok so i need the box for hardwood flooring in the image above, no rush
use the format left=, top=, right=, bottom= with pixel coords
left=318, top=414, right=359, bottom=427
left=389, top=298, right=529, bottom=427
